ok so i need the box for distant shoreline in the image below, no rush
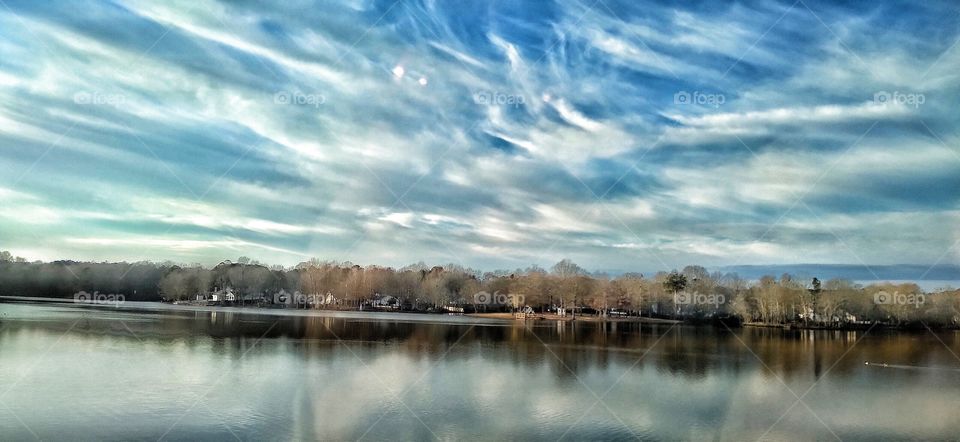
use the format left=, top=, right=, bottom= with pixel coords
left=6, top=296, right=955, bottom=330
left=0, top=296, right=685, bottom=325
left=467, top=312, right=682, bottom=324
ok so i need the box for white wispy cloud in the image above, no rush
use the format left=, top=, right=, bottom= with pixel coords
left=0, top=0, right=956, bottom=270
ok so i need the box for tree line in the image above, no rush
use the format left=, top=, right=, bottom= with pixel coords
left=0, top=251, right=957, bottom=327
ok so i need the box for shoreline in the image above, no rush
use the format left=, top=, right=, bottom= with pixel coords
left=0, top=296, right=495, bottom=325
left=3, top=296, right=955, bottom=330
left=467, top=312, right=682, bottom=324
left=0, top=296, right=681, bottom=325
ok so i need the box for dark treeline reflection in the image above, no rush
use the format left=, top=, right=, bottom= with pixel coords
left=4, top=303, right=958, bottom=383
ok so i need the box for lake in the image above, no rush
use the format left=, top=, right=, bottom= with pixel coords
left=1, top=300, right=959, bottom=441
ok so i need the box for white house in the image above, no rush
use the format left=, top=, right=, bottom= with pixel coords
left=372, top=295, right=398, bottom=308
left=210, top=287, right=236, bottom=303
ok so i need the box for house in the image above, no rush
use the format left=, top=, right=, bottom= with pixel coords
left=799, top=308, right=858, bottom=324
left=209, top=287, right=236, bottom=304
left=798, top=307, right=818, bottom=321
left=556, top=306, right=583, bottom=317
left=372, top=295, right=399, bottom=309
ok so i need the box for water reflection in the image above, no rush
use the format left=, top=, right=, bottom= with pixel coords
left=1, top=301, right=959, bottom=440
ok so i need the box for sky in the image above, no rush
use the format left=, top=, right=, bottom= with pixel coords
left=0, top=0, right=958, bottom=274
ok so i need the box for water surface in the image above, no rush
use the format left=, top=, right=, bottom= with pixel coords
left=1, top=300, right=959, bottom=441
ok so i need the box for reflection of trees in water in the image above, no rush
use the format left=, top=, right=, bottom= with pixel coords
left=257, top=319, right=960, bottom=382
left=4, top=304, right=959, bottom=383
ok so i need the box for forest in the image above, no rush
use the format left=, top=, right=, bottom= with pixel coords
left=1, top=251, right=958, bottom=328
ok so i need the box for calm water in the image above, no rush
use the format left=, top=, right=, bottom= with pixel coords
left=2, top=300, right=960, bottom=441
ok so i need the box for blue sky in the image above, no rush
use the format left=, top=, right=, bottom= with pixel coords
left=0, top=0, right=958, bottom=272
